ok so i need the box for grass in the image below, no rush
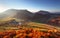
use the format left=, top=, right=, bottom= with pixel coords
left=0, top=18, right=60, bottom=32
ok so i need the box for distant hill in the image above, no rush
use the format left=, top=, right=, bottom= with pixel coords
left=2, top=9, right=19, bottom=17
left=32, top=10, right=60, bottom=26
left=32, top=10, right=51, bottom=23
left=1, top=9, right=33, bottom=21
left=13, top=10, right=33, bottom=21
left=0, top=9, right=60, bottom=27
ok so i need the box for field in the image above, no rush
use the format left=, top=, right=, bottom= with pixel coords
left=0, top=19, right=60, bottom=38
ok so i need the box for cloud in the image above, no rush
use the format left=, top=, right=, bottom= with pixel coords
left=27, top=8, right=40, bottom=12
left=0, top=4, right=9, bottom=13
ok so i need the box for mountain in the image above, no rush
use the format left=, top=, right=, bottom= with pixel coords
left=32, top=10, right=60, bottom=26
left=0, top=9, right=60, bottom=27
left=1, top=9, right=34, bottom=21
left=2, top=9, right=19, bottom=17
left=32, top=10, right=51, bottom=23
left=14, top=10, right=33, bottom=21
left=35, top=10, right=50, bottom=14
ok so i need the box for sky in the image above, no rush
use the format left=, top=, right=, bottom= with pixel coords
left=0, top=0, right=60, bottom=13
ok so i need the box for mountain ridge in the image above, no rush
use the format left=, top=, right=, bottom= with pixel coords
left=0, top=9, right=60, bottom=27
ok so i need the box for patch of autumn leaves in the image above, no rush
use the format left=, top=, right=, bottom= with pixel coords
left=0, top=28, right=60, bottom=38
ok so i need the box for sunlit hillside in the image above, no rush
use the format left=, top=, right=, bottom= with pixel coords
left=0, top=18, right=60, bottom=31
left=0, top=18, right=60, bottom=38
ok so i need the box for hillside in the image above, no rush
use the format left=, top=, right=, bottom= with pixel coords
left=0, top=19, right=60, bottom=38
left=0, top=9, right=60, bottom=27
left=0, top=18, right=60, bottom=32
left=14, top=10, right=33, bottom=20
